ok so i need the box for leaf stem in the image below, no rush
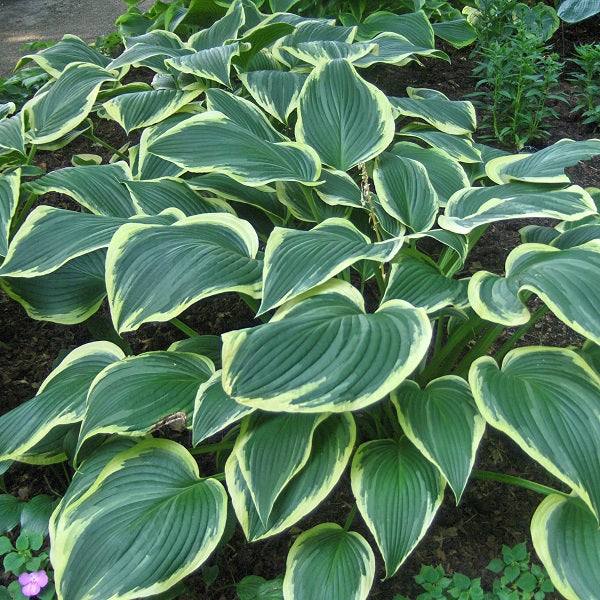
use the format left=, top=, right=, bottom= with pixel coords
left=190, top=441, right=235, bottom=455
left=493, top=304, right=549, bottom=363
left=170, top=318, right=200, bottom=338
left=453, top=323, right=505, bottom=377
left=85, top=132, right=128, bottom=161
left=472, top=470, right=569, bottom=498
left=343, top=505, right=357, bottom=531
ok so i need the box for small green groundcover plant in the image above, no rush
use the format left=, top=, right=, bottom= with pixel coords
left=0, top=0, right=599, bottom=599
left=569, top=42, right=600, bottom=131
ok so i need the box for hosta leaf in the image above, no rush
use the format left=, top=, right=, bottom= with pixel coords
left=0, top=342, right=124, bottom=463
left=382, top=255, right=467, bottom=312
left=314, top=168, right=362, bottom=208
left=283, top=523, right=374, bottom=600
left=0, top=206, right=177, bottom=278
left=390, top=142, right=469, bottom=207
left=222, top=280, right=431, bottom=412
left=275, top=180, right=347, bottom=223
left=432, top=19, right=477, bottom=48
left=77, top=351, right=215, bottom=458
left=531, top=495, right=600, bottom=599
left=107, top=41, right=192, bottom=73
left=549, top=224, right=600, bottom=249
left=0, top=114, right=25, bottom=156
left=205, top=88, right=286, bottom=143
left=23, top=162, right=137, bottom=217
left=148, top=111, right=321, bottom=186
left=353, top=33, right=448, bottom=68
left=192, top=370, right=254, bottom=444
left=558, top=0, right=600, bottom=22
left=0, top=102, right=16, bottom=120
left=392, top=376, right=485, bottom=502
left=166, top=42, right=247, bottom=87
left=374, top=152, right=439, bottom=232
left=188, top=0, right=244, bottom=50
left=234, top=412, right=325, bottom=524
left=103, top=89, right=201, bottom=134
left=1, top=250, right=107, bottom=324
left=187, top=173, right=285, bottom=223
left=391, top=88, right=476, bottom=135
left=295, top=59, right=395, bottom=171
left=486, top=139, right=600, bottom=184
left=52, top=438, right=227, bottom=600
left=362, top=10, right=434, bottom=48
left=23, top=62, right=115, bottom=145
left=126, top=178, right=233, bottom=216
left=0, top=170, right=19, bottom=257
left=107, top=213, right=263, bottom=332
left=20, top=34, right=111, bottom=77
left=351, top=438, right=445, bottom=577
left=0, top=495, right=22, bottom=533
left=280, top=40, right=378, bottom=65
left=236, top=21, right=297, bottom=69
left=240, top=70, right=307, bottom=123
left=439, top=184, right=597, bottom=234
left=227, top=413, right=355, bottom=541
left=399, top=126, right=481, bottom=163
left=259, top=218, right=404, bottom=314
left=169, top=335, right=222, bottom=368
left=468, top=241, right=600, bottom=343
left=470, top=348, right=600, bottom=521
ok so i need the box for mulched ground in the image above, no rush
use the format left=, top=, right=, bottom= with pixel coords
left=2, top=15, right=599, bottom=599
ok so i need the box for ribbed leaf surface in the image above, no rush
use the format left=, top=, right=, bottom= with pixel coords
left=23, top=62, right=115, bottom=145
left=106, top=213, right=262, bottom=332
left=353, top=33, right=447, bottom=68
left=393, top=376, right=485, bottom=502
left=295, top=59, right=395, bottom=170
left=77, top=351, right=215, bottom=458
left=148, top=111, right=321, bottom=186
left=188, top=0, right=244, bottom=50
left=468, top=241, right=600, bottom=343
left=226, top=414, right=355, bottom=541
left=470, top=349, right=600, bottom=521
left=52, top=439, right=227, bottom=600
left=374, top=152, right=439, bottom=232
left=259, top=218, right=404, bottom=314
left=0, top=170, right=19, bottom=257
left=0, top=114, right=25, bottom=155
left=23, top=162, right=137, bottom=217
left=0, top=342, right=124, bottom=462
left=351, top=438, right=445, bottom=577
left=283, top=523, right=375, bottom=600
left=223, top=280, right=431, bottom=412
left=531, top=495, right=600, bottom=599
left=440, top=183, right=597, bottom=234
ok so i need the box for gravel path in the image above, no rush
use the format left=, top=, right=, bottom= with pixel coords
left=0, top=0, right=154, bottom=76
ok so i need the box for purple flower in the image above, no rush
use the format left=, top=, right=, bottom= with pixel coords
left=18, top=570, right=48, bottom=598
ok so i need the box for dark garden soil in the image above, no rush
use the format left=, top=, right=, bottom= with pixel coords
left=1, top=15, right=600, bottom=600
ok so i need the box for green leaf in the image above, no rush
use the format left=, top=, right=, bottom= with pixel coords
left=280, top=40, right=378, bottom=66
left=392, top=376, right=485, bottom=503
left=52, top=438, right=227, bottom=600
left=21, top=495, right=58, bottom=537
left=391, top=88, right=476, bottom=135
left=192, top=370, right=254, bottom=444
left=374, top=152, right=439, bottom=232
left=103, top=89, right=201, bottom=134
left=0, top=496, right=22, bottom=533
left=486, top=139, right=600, bottom=184
left=23, top=62, right=115, bottom=145
left=106, top=213, right=263, bottom=332
left=0, top=170, right=20, bottom=258
left=468, top=241, right=600, bottom=344
left=432, top=19, right=477, bottom=48
left=558, top=0, right=600, bottom=22
left=23, top=162, right=137, bottom=217
left=222, top=280, right=431, bottom=412
left=3, top=552, right=26, bottom=574
left=227, top=413, right=356, bottom=541
left=362, top=10, right=434, bottom=48
left=168, top=335, right=222, bottom=369
left=440, top=184, right=597, bottom=234
left=295, top=58, right=395, bottom=171
left=399, top=126, right=481, bottom=163
left=382, top=255, right=467, bottom=312
left=0, top=536, right=15, bottom=554
left=0, top=115, right=25, bottom=156
left=259, top=218, right=404, bottom=314
left=0, top=342, right=124, bottom=463
left=314, top=168, right=362, bottom=208
left=148, top=111, right=321, bottom=186
left=470, top=348, right=600, bottom=521
left=77, top=351, right=215, bottom=458
left=188, top=0, right=244, bottom=50
left=236, top=575, right=284, bottom=600
left=240, top=70, right=307, bottom=123
left=351, top=438, right=445, bottom=577
left=20, top=34, right=111, bottom=77
left=166, top=42, right=247, bottom=87
left=531, top=494, right=600, bottom=599
left=283, top=523, right=375, bottom=600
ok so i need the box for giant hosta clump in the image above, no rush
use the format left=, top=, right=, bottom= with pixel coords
left=0, top=0, right=599, bottom=598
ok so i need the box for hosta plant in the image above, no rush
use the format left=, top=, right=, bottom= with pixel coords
left=0, top=1, right=599, bottom=599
